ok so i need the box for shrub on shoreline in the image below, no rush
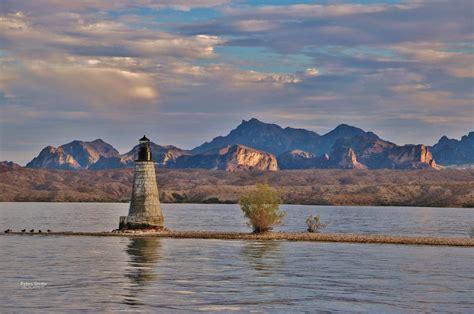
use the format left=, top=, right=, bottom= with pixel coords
left=306, top=214, right=327, bottom=233
left=240, top=183, right=286, bottom=233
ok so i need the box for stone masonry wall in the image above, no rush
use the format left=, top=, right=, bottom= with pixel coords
left=120, top=161, right=164, bottom=229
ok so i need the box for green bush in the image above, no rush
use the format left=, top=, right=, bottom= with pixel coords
left=240, top=183, right=286, bottom=233
left=306, top=214, right=327, bottom=233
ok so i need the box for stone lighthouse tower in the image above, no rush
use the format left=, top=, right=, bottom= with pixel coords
left=119, top=136, right=164, bottom=230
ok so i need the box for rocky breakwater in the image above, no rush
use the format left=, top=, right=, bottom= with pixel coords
left=4, top=230, right=473, bottom=247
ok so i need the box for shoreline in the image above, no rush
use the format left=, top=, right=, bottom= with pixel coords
left=3, top=231, right=473, bottom=247
left=0, top=201, right=473, bottom=209
left=2, top=168, right=473, bottom=208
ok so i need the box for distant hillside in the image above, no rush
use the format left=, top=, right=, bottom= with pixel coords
left=0, top=161, right=21, bottom=169
left=1, top=167, right=473, bottom=207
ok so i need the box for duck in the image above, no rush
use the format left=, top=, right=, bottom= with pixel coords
left=21, top=229, right=26, bottom=233
left=38, top=230, right=42, bottom=233
left=47, top=229, right=51, bottom=233
left=4, top=229, right=11, bottom=233
left=30, top=229, right=34, bottom=233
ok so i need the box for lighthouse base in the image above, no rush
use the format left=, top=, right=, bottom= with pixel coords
left=119, top=214, right=164, bottom=230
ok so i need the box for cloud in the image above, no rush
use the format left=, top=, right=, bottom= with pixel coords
left=2, top=61, right=159, bottom=108
left=1, top=0, right=229, bottom=14
left=186, top=1, right=473, bottom=49
left=0, top=9, right=229, bottom=111
left=233, top=20, right=277, bottom=32
left=223, top=3, right=394, bottom=18
left=1, top=0, right=473, bottom=163
left=392, top=42, right=474, bottom=78
left=304, top=68, right=319, bottom=77
left=0, top=12, right=225, bottom=60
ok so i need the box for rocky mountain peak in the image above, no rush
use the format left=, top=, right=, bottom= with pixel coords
left=60, top=139, right=119, bottom=168
left=233, top=118, right=282, bottom=134
left=226, top=144, right=278, bottom=171
left=430, top=131, right=474, bottom=165
left=27, top=145, right=81, bottom=170
left=387, top=144, right=437, bottom=169
left=192, top=118, right=321, bottom=155
left=326, top=124, right=365, bottom=137
left=461, top=132, right=474, bottom=142
left=44, top=146, right=57, bottom=153
left=170, top=143, right=277, bottom=171
left=243, top=117, right=264, bottom=125
left=438, top=135, right=451, bottom=143
left=91, top=138, right=106, bottom=144
left=27, top=139, right=119, bottom=170
left=335, top=147, right=367, bottom=169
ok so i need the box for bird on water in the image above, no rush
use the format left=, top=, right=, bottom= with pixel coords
left=4, top=229, right=12, bottom=233
left=21, top=229, right=26, bottom=233
left=30, top=229, right=34, bottom=233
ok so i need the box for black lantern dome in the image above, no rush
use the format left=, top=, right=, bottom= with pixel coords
left=137, top=135, right=152, bottom=161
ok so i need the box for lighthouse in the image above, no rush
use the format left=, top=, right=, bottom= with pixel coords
left=119, top=136, right=164, bottom=230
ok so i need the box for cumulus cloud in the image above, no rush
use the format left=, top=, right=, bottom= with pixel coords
left=0, top=8, right=230, bottom=111
left=0, top=5, right=300, bottom=119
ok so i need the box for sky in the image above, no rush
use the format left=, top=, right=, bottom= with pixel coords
left=0, top=0, right=473, bottom=164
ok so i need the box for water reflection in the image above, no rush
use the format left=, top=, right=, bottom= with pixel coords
left=241, top=241, right=283, bottom=276
left=123, top=237, right=161, bottom=306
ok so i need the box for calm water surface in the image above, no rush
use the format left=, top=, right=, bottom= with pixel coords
left=0, top=203, right=473, bottom=312
left=1, top=202, right=473, bottom=236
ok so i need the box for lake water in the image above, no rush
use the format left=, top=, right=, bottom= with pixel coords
left=1, top=203, right=473, bottom=312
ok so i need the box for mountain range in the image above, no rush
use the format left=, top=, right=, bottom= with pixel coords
left=22, top=118, right=473, bottom=171
left=429, top=132, right=474, bottom=166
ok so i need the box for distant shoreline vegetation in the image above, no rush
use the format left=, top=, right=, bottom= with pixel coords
left=1, top=168, right=473, bottom=208
left=4, top=199, right=473, bottom=208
